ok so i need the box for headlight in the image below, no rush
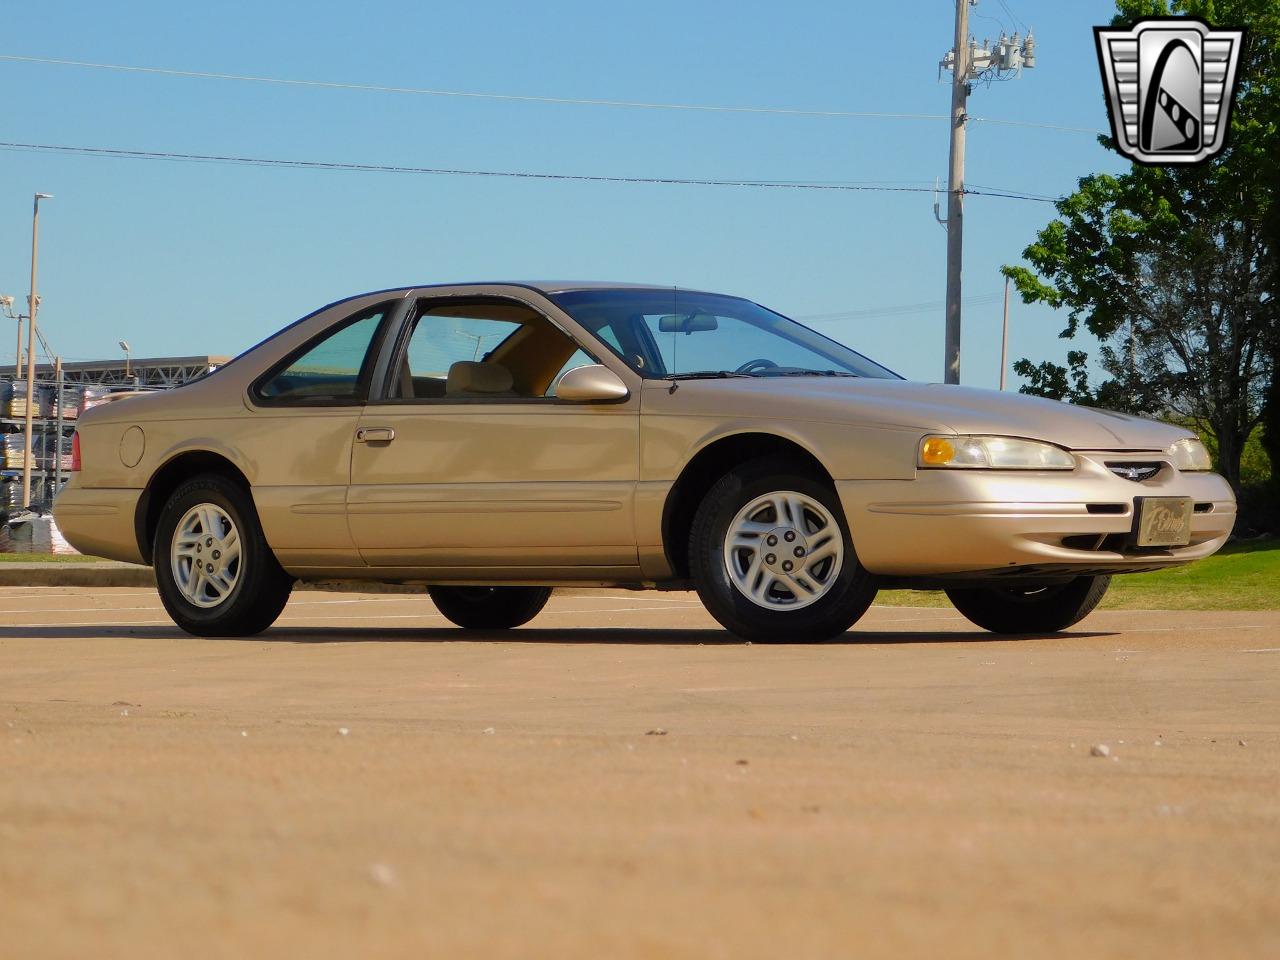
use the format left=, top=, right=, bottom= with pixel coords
left=1168, top=437, right=1212, bottom=472
left=918, top=435, right=1076, bottom=470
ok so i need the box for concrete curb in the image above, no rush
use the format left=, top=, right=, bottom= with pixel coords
left=0, top=563, right=440, bottom=593
left=0, top=562, right=156, bottom=588
left=0, top=565, right=638, bottom=594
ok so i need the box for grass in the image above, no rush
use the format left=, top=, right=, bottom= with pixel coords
left=878, top=538, right=1280, bottom=612
left=0, top=552, right=107, bottom=563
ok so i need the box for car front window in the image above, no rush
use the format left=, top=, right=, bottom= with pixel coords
left=549, top=289, right=900, bottom=380
left=388, top=298, right=599, bottom=401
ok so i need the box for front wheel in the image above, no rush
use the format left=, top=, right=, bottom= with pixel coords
left=689, top=459, right=878, bottom=643
left=154, top=473, right=294, bottom=637
left=427, top=585, right=552, bottom=629
left=944, top=576, right=1111, bottom=634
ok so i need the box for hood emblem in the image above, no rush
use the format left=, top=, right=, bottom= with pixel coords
left=1107, top=462, right=1162, bottom=482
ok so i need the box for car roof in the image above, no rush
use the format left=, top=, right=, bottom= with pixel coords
left=401, top=280, right=731, bottom=297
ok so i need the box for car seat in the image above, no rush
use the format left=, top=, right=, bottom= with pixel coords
left=444, top=361, right=520, bottom=399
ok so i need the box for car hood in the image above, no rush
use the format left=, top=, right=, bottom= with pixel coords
left=655, top=377, right=1192, bottom=451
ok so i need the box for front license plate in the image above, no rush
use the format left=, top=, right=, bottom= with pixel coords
left=1136, top=497, right=1194, bottom=547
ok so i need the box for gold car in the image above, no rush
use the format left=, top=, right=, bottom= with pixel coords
left=55, top=283, right=1236, bottom=641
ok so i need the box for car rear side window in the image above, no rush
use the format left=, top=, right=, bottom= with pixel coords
left=257, top=306, right=387, bottom=404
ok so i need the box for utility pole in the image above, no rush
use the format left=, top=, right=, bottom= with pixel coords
left=21, top=193, right=52, bottom=509
left=999, top=275, right=1010, bottom=390
left=939, top=4, right=1036, bottom=385
left=943, top=0, right=970, bottom=386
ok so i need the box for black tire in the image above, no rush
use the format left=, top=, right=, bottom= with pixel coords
left=688, top=458, right=878, bottom=643
left=944, top=576, right=1111, bottom=634
left=428, top=585, right=552, bottom=629
left=153, top=473, right=293, bottom=637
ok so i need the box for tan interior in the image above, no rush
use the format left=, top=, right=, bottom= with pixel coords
left=395, top=300, right=581, bottom=400
left=445, top=361, right=516, bottom=397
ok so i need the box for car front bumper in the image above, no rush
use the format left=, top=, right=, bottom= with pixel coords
left=837, top=454, right=1236, bottom=579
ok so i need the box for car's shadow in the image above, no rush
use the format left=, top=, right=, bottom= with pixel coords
left=0, top=624, right=1116, bottom=645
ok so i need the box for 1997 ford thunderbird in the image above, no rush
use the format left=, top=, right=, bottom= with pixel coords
left=55, top=282, right=1235, bottom=642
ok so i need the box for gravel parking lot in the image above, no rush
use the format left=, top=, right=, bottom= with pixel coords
left=2, top=587, right=1278, bottom=959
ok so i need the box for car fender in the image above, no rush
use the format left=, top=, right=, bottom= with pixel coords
left=645, top=415, right=919, bottom=483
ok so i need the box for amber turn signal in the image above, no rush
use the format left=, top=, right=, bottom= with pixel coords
left=919, top=437, right=955, bottom=466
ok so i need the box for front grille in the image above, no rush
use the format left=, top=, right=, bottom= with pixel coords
left=984, top=562, right=1180, bottom=578
left=1062, top=533, right=1133, bottom=552
left=1085, top=503, right=1127, bottom=515
left=1106, top=461, right=1163, bottom=482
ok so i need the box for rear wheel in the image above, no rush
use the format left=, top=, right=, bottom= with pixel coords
left=944, top=576, right=1111, bottom=634
left=427, top=585, right=552, bottom=629
left=688, top=458, right=877, bottom=642
left=154, top=473, right=294, bottom=636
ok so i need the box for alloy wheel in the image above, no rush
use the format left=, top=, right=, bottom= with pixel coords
left=171, top=503, right=242, bottom=608
left=723, top=490, right=845, bottom=610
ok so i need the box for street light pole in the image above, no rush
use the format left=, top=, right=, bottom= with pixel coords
left=21, top=193, right=52, bottom=509
left=943, top=0, right=970, bottom=386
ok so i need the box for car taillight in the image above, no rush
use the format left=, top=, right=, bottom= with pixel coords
left=71, top=431, right=82, bottom=472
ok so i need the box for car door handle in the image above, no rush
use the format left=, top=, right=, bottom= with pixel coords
left=355, top=427, right=395, bottom=443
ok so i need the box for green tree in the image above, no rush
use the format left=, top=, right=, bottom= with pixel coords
left=1263, top=159, right=1280, bottom=494
left=1007, top=0, right=1279, bottom=492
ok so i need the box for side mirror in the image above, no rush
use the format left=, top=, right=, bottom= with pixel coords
left=556, top=364, right=630, bottom=402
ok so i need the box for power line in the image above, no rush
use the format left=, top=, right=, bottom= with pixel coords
left=966, top=187, right=1057, bottom=202
left=970, top=7, right=1012, bottom=36
left=966, top=181, right=1060, bottom=202
left=998, top=0, right=1031, bottom=33
left=0, top=140, right=1059, bottom=201
left=970, top=116, right=1101, bottom=135
left=0, top=55, right=948, bottom=122
left=23, top=294, right=1008, bottom=357
left=0, top=54, right=1103, bottom=134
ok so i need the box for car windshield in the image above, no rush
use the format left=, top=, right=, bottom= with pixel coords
left=548, top=289, right=900, bottom=380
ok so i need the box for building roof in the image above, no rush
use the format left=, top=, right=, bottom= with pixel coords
left=0, top=356, right=230, bottom=378
left=1, top=355, right=228, bottom=373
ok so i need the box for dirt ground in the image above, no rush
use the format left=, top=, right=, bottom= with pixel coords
left=1, top=586, right=1277, bottom=960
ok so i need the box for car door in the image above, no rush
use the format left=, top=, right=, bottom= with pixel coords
left=244, top=298, right=399, bottom=569
left=346, top=291, right=641, bottom=573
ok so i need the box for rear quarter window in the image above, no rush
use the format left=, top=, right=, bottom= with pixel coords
left=255, top=305, right=388, bottom=404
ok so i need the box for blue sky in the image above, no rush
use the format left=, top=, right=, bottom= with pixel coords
left=0, top=0, right=1127, bottom=386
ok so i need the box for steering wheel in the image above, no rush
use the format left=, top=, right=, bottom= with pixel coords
left=735, top=358, right=779, bottom=375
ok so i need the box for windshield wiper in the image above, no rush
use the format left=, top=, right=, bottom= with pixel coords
left=664, top=370, right=754, bottom=394
left=748, top=369, right=859, bottom=378
left=664, top=370, right=753, bottom=380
